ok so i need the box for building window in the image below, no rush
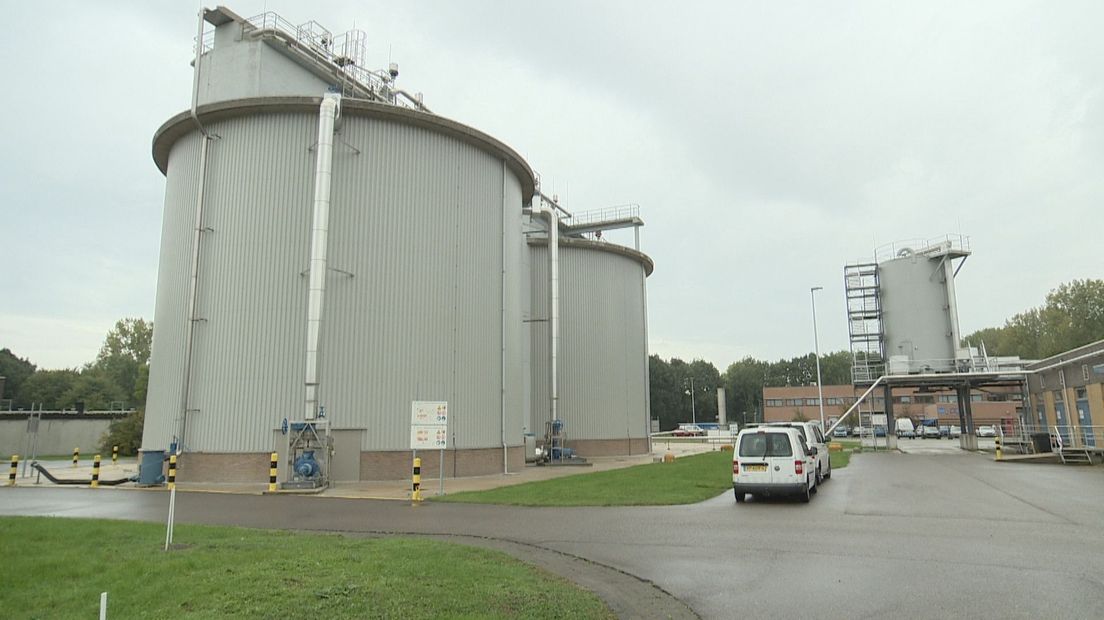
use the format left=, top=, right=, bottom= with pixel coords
left=765, top=399, right=783, bottom=407
left=827, top=397, right=843, bottom=406
left=1038, top=374, right=1045, bottom=390
left=1059, top=368, right=1066, bottom=388
left=805, top=399, right=819, bottom=406
left=1084, top=365, right=1091, bottom=382
left=971, top=394, right=983, bottom=402
left=1054, top=390, right=1064, bottom=403
left=1076, top=387, right=1087, bottom=400
left=898, top=396, right=912, bottom=404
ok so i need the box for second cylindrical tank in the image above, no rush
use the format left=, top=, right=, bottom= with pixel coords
left=527, top=236, right=653, bottom=455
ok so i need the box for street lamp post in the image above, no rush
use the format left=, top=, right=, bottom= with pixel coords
left=687, top=377, right=697, bottom=425
left=810, top=286, right=826, bottom=429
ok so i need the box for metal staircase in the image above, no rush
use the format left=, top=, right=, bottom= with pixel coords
left=844, top=263, right=884, bottom=383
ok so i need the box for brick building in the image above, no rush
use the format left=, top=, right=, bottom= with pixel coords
left=762, top=384, right=1021, bottom=427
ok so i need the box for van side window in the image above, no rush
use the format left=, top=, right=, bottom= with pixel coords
left=768, top=434, right=793, bottom=457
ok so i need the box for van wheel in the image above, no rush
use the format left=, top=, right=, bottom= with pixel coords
left=815, top=466, right=823, bottom=485
left=800, top=479, right=811, bottom=503
left=824, top=461, right=832, bottom=480
left=734, top=489, right=745, bottom=503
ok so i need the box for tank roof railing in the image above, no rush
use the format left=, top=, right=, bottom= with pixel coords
left=559, top=204, right=644, bottom=238
left=873, top=234, right=971, bottom=264
left=194, top=10, right=430, bottom=113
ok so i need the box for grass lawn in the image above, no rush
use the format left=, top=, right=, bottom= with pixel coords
left=0, top=517, right=613, bottom=619
left=435, top=451, right=734, bottom=506
left=829, top=439, right=862, bottom=469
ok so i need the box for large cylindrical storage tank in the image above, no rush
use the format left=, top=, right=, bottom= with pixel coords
left=143, top=97, right=534, bottom=482
left=879, top=249, right=960, bottom=373
left=527, top=237, right=653, bottom=456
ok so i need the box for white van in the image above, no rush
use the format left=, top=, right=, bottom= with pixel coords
left=732, top=427, right=817, bottom=503
left=895, top=417, right=916, bottom=438
left=761, top=421, right=831, bottom=484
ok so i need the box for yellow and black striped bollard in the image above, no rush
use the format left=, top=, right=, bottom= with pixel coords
left=995, top=435, right=1002, bottom=461
left=72, top=447, right=79, bottom=468
left=412, top=457, right=422, bottom=502
left=268, top=452, right=278, bottom=493
left=8, top=455, right=17, bottom=487
left=92, top=455, right=101, bottom=488
left=112, top=445, right=119, bottom=464
left=168, top=454, right=177, bottom=490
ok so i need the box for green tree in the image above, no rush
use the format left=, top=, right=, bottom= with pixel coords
left=18, top=370, right=80, bottom=409
left=965, top=279, right=1103, bottom=359
left=101, top=409, right=144, bottom=456
left=62, top=370, right=126, bottom=411
left=90, top=318, right=153, bottom=406
left=0, top=348, right=36, bottom=408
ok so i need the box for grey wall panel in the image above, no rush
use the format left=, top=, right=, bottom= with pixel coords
left=529, top=243, right=649, bottom=442
left=186, top=112, right=316, bottom=452
left=143, top=131, right=202, bottom=450
left=880, top=255, right=957, bottom=371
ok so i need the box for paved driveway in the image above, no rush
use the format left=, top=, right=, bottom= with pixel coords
left=3, top=451, right=1103, bottom=619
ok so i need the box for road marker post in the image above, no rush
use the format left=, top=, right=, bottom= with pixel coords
left=92, top=455, right=101, bottom=488
left=168, top=454, right=177, bottom=490
left=268, top=452, right=278, bottom=492
left=164, top=454, right=178, bottom=551
left=8, top=455, right=17, bottom=486
left=995, top=435, right=1002, bottom=461
left=72, top=447, right=79, bottom=468
left=412, top=457, right=422, bottom=502
left=112, top=445, right=119, bottom=464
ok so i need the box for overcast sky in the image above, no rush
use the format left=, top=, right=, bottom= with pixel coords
left=1, top=1, right=1101, bottom=371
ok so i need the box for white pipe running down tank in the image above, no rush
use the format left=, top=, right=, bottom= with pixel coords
left=304, top=92, right=341, bottom=421
left=532, top=202, right=560, bottom=426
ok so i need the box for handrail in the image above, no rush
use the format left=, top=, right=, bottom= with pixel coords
left=825, top=376, right=886, bottom=437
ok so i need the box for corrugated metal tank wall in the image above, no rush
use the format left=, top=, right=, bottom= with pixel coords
left=144, top=101, right=529, bottom=455
left=528, top=239, right=650, bottom=450
left=879, top=253, right=957, bottom=371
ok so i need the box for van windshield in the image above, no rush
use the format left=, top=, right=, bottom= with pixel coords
left=739, top=432, right=794, bottom=458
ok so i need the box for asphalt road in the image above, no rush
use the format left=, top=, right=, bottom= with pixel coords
left=3, top=450, right=1103, bottom=619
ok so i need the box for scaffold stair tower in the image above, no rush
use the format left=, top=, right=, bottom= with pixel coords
left=845, top=262, right=884, bottom=383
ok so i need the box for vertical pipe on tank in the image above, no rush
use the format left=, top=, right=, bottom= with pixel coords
left=178, top=9, right=213, bottom=450
left=500, top=161, right=509, bottom=474
left=531, top=201, right=559, bottom=428
left=304, top=92, right=342, bottom=421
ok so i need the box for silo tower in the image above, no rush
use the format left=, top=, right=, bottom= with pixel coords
left=845, top=235, right=972, bottom=380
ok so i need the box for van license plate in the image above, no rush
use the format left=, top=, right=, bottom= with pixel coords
left=744, top=464, right=767, bottom=472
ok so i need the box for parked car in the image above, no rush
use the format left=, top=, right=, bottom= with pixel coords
left=949, top=425, right=962, bottom=438
left=976, top=426, right=996, bottom=438
left=852, top=426, right=864, bottom=437
left=761, top=421, right=831, bottom=483
left=874, top=426, right=887, bottom=437
left=833, top=426, right=850, bottom=438
left=896, top=418, right=916, bottom=438
left=672, top=424, right=705, bottom=437
left=921, top=425, right=941, bottom=439
left=732, top=426, right=816, bottom=503
left=939, top=425, right=951, bottom=438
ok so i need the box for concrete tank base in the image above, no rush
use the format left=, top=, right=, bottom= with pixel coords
left=566, top=438, right=652, bottom=457
left=171, top=447, right=526, bottom=483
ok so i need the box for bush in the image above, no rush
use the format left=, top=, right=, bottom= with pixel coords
left=100, top=409, right=144, bottom=456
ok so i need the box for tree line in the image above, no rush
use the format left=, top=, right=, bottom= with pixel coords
left=1, top=319, right=152, bottom=454
left=651, top=278, right=1103, bottom=431
left=1, top=318, right=152, bottom=412
left=649, top=351, right=853, bottom=431
left=963, top=279, right=1104, bottom=360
